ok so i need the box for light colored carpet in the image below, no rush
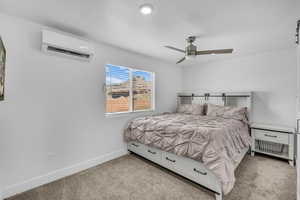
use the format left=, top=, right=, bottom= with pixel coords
left=7, top=153, right=296, bottom=200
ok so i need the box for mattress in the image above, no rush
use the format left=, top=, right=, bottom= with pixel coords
left=124, top=113, right=251, bottom=195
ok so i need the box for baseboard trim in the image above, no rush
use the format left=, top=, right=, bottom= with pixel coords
left=2, top=148, right=128, bottom=199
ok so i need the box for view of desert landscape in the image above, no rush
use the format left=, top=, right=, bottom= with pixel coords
left=106, top=95, right=130, bottom=113
left=106, top=65, right=153, bottom=113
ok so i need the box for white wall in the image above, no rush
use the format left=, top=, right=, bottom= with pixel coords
left=0, top=13, right=182, bottom=198
left=182, top=49, right=297, bottom=127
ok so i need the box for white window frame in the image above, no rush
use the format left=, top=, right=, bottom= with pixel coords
left=105, top=64, right=155, bottom=117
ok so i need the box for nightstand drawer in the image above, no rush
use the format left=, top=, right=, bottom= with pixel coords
left=253, top=129, right=289, bottom=145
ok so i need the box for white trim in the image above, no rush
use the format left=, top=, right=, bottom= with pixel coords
left=2, top=148, right=128, bottom=199
left=297, top=39, right=300, bottom=118
left=297, top=38, right=300, bottom=200
left=152, top=72, right=156, bottom=111
left=296, top=132, right=300, bottom=200
left=105, top=111, right=132, bottom=116
left=105, top=110, right=155, bottom=118
left=133, top=109, right=154, bottom=113
left=129, top=69, right=133, bottom=112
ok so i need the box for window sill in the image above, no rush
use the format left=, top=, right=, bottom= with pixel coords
left=105, top=110, right=155, bottom=118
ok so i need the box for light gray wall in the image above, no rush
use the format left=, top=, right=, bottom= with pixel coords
left=0, top=13, right=182, bottom=195
left=182, top=49, right=297, bottom=127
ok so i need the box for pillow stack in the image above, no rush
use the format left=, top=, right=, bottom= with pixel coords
left=176, top=103, right=248, bottom=122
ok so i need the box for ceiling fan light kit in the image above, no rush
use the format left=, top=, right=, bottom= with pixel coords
left=165, top=36, right=234, bottom=64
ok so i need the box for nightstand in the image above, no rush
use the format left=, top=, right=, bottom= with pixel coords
left=250, top=123, right=295, bottom=166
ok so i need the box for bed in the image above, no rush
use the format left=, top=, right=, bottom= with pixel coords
left=124, top=92, right=252, bottom=200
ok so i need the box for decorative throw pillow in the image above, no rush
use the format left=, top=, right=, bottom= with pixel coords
left=206, top=104, right=248, bottom=122
left=177, top=104, right=205, bottom=115
left=206, top=104, right=226, bottom=116
left=176, top=104, right=192, bottom=113
left=191, top=104, right=205, bottom=115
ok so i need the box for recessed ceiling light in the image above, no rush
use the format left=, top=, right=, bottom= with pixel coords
left=139, top=4, right=153, bottom=15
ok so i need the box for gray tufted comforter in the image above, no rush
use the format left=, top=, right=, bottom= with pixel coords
left=124, top=113, right=251, bottom=194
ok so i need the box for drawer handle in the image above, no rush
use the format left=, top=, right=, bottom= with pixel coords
left=147, top=150, right=157, bottom=155
left=166, top=157, right=176, bottom=163
left=264, top=134, right=277, bottom=138
left=131, top=143, right=139, bottom=147
left=193, top=168, right=207, bottom=175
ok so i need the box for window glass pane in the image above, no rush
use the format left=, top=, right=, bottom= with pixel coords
left=106, top=64, right=130, bottom=113
left=132, top=70, right=153, bottom=111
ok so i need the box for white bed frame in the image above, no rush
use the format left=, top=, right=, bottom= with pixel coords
left=127, top=92, right=253, bottom=200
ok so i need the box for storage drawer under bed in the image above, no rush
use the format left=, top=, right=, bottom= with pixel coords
left=161, top=151, right=178, bottom=169
left=128, top=141, right=146, bottom=156
left=144, top=146, right=161, bottom=163
left=176, top=154, right=220, bottom=192
left=128, top=142, right=162, bottom=163
left=129, top=143, right=221, bottom=193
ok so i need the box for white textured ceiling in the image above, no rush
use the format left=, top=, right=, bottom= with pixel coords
left=0, top=0, right=299, bottom=66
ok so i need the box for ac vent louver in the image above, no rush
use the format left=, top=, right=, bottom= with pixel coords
left=47, top=46, right=90, bottom=59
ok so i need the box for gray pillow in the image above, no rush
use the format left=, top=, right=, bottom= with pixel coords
left=177, top=104, right=205, bottom=115
left=206, top=104, right=248, bottom=123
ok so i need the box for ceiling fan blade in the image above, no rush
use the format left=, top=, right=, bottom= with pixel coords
left=197, top=49, right=234, bottom=55
left=176, top=57, right=186, bottom=64
left=165, top=46, right=185, bottom=53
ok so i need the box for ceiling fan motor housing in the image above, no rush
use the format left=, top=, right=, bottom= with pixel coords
left=186, top=44, right=197, bottom=58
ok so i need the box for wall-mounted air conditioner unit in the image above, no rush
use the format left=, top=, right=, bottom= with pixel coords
left=41, top=30, right=94, bottom=61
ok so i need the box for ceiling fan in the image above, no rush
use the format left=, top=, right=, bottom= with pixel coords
left=165, top=36, right=234, bottom=64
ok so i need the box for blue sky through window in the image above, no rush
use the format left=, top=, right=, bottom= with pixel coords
left=106, top=64, right=152, bottom=85
left=106, top=64, right=129, bottom=85
left=133, top=70, right=152, bottom=82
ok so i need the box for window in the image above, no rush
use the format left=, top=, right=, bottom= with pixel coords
left=105, top=64, right=155, bottom=115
